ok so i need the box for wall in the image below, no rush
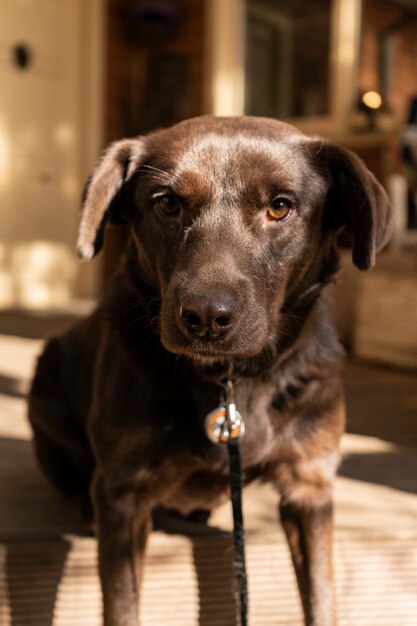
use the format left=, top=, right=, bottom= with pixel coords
left=0, top=0, right=104, bottom=307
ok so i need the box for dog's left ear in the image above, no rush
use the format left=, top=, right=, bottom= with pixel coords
left=306, top=140, right=393, bottom=269
left=77, top=138, right=145, bottom=260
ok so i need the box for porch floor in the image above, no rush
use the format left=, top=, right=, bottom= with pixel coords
left=0, top=335, right=416, bottom=625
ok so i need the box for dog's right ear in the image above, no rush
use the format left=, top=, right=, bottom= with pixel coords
left=76, top=138, right=145, bottom=260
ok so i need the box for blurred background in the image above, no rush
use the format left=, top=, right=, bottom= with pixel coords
left=0, top=0, right=417, bottom=346
left=0, top=0, right=416, bottom=364
left=0, top=2, right=416, bottom=625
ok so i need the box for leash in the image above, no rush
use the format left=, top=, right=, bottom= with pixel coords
left=205, top=380, right=248, bottom=626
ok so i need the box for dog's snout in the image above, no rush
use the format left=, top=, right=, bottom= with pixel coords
left=179, top=291, right=239, bottom=340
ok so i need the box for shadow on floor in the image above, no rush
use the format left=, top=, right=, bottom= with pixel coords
left=0, top=437, right=86, bottom=537
left=343, top=360, right=417, bottom=449
left=0, top=373, right=27, bottom=398
left=5, top=538, right=71, bottom=626
left=4, top=530, right=240, bottom=626
left=339, top=450, right=417, bottom=495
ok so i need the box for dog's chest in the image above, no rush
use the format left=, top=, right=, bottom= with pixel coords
left=152, top=381, right=279, bottom=514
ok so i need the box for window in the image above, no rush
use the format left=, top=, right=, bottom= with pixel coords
left=245, top=0, right=332, bottom=118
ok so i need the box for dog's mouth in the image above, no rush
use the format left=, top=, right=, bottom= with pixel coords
left=171, top=337, right=280, bottom=379
left=166, top=340, right=256, bottom=363
left=159, top=317, right=273, bottom=367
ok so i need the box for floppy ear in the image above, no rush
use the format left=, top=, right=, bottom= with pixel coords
left=307, top=140, right=393, bottom=270
left=76, top=138, right=145, bottom=260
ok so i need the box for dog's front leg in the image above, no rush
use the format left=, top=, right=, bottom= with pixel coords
left=279, top=498, right=336, bottom=626
left=92, top=472, right=150, bottom=626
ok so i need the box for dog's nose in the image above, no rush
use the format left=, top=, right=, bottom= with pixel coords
left=179, top=291, right=239, bottom=339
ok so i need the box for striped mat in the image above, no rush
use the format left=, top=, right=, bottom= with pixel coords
left=1, top=529, right=416, bottom=626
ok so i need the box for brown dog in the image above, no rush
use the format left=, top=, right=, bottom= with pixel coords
left=29, top=115, right=392, bottom=626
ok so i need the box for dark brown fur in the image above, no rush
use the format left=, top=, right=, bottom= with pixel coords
left=29, top=116, right=392, bottom=626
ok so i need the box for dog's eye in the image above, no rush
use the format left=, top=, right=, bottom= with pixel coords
left=154, top=193, right=181, bottom=217
left=268, top=198, right=293, bottom=222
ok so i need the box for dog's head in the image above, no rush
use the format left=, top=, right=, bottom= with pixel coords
left=77, top=116, right=392, bottom=364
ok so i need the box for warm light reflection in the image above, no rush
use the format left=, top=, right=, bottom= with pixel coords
left=213, top=70, right=244, bottom=116
left=336, top=0, right=361, bottom=67
left=362, top=91, right=382, bottom=110
left=11, top=241, right=77, bottom=308
left=209, top=0, right=244, bottom=115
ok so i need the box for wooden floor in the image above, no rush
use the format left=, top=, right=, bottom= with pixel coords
left=0, top=335, right=416, bottom=626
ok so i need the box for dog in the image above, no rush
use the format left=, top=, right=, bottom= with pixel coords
left=29, top=115, right=392, bottom=626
